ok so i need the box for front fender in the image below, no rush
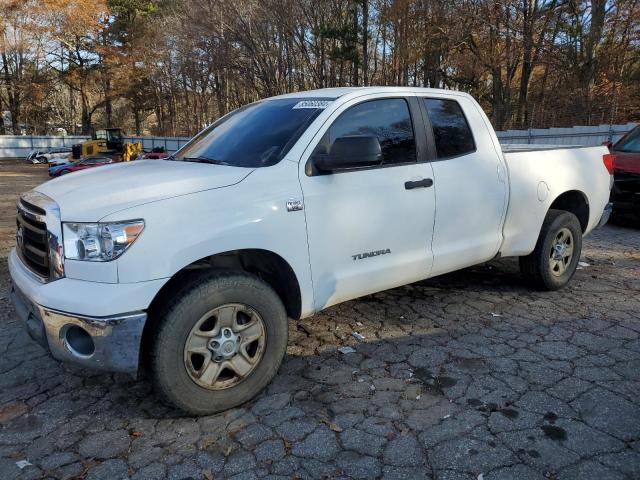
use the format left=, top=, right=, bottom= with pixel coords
left=102, top=161, right=315, bottom=317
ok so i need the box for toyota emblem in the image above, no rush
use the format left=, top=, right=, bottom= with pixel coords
left=16, top=225, right=24, bottom=249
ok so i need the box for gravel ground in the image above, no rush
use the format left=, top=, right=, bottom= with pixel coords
left=1, top=160, right=639, bottom=480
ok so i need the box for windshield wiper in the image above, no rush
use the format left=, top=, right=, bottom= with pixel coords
left=180, top=156, right=229, bottom=166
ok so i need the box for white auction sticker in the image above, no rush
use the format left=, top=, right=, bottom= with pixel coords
left=293, top=100, right=331, bottom=109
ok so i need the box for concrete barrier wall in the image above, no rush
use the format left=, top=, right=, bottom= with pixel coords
left=0, top=122, right=637, bottom=159
left=0, top=135, right=191, bottom=159
left=496, top=123, right=637, bottom=146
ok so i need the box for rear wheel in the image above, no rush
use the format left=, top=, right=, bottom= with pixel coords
left=150, top=270, right=288, bottom=415
left=519, top=209, right=582, bottom=290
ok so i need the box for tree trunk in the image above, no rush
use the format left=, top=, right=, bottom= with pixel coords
left=578, top=0, right=606, bottom=124
left=352, top=3, right=359, bottom=86
left=104, top=77, right=113, bottom=128
left=134, top=107, right=142, bottom=136
left=81, top=99, right=91, bottom=134
left=362, top=0, right=368, bottom=86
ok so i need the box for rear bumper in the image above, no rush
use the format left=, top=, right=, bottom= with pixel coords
left=10, top=283, right=146, bottom=375
left=597, top=202, right=613, bottom=228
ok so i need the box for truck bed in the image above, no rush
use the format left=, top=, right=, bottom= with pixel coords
left=499, top=144, right=611, bottom=257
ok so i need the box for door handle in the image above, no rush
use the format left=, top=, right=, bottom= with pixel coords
left=404, top=178, right=433, bottom=190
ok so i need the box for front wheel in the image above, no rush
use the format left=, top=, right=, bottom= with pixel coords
left=150, top=270, right=288, bottom=415
left=519, top=209, right=583, bottom=291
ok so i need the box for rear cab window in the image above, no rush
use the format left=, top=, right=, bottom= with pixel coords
left=423, top=98, right=475, bottom=159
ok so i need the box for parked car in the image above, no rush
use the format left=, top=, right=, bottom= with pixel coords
left=10, top=87, right=613, bottom=415
left=48, top=157, right=74, bottom=167
left=606, top=125, right=640, bottom=221
left=142, top=147, right=170, bottom=160
left=26, top=147, right=72, bottom=164
left=48, top=156, right=115, bottom=177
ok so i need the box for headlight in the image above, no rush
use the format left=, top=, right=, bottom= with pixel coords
left=63, top=220, right=144, bottom=261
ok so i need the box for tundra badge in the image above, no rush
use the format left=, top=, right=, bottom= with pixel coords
left=352, top=249, right=391, bottom=261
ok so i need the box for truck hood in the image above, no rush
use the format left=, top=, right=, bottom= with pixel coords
left=35, top=160, right=253, bottom=221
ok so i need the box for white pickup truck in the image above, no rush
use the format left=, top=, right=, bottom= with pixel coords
left=10, top=87, right=614, bottom=414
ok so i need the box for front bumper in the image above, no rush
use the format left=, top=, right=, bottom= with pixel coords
left=10, top=282, right=146, bottom=375
left=7, top=248, right=164, bottom=376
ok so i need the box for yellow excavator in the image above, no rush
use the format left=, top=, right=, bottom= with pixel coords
left=72, top=128, right=142, bottom=161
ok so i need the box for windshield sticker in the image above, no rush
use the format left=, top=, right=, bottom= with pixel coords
left=293, top=100, right=331, bottom=109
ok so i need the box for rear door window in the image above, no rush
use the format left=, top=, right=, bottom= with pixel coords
left=423, top=99, right=475, bottom=159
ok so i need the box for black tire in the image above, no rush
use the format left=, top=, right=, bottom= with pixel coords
left=36, top=156, right=47, bottom=164
left=60, top=169, right=71, bottom=175
left=150, top=270, right=288, bottom=415
left=519, top=209, right=583, bottom=291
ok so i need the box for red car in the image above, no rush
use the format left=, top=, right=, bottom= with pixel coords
left=48, top=156, right=116, bottom=177
left=607, top=125, right=640, bottom=221
left=141, top=147, right=170, bottom=160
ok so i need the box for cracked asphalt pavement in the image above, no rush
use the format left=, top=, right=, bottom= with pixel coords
left=1, top=160, right=640, bottom=479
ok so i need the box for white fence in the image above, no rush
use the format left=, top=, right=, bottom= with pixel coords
left=0, top=135, right=191, bottom=159
left=0, top=122, right=637, bottom=158
left=496, top=123, right=637, bottom=146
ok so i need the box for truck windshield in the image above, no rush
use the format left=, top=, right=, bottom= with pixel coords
left=173, top=98, right=333, bottom=168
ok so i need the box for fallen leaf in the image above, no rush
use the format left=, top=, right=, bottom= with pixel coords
left=0, top=403, right=28, bottom=424
left=329, top=423, right=343, bottom=433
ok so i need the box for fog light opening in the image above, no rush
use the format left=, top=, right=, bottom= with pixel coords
left=65, top=325, right=95, bottom=356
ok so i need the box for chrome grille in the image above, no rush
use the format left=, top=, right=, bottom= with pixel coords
left=17, top=204, right=49, bottom=278
left=16, top=191, right=64, bottom=282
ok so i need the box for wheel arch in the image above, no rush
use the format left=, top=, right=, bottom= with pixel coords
left=548, top=190, right=589, bottom=232
left=140, top=248, right=302, bottom=371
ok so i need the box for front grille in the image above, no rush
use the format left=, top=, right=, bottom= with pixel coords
left=16, top=206, right=50, bottom=279
left=19, top=198, right=46, bottom=216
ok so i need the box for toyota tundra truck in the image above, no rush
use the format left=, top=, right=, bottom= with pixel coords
left=9, top=87, right=614, bottom=414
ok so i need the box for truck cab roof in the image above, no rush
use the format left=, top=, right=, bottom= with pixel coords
left=271, top=86, right=471, bottom=100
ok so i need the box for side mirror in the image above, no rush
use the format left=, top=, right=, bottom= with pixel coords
left=311, top=136, right=382, bottom=173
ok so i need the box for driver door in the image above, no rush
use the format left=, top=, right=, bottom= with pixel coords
left=299, top=95, right=436, bottom=310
